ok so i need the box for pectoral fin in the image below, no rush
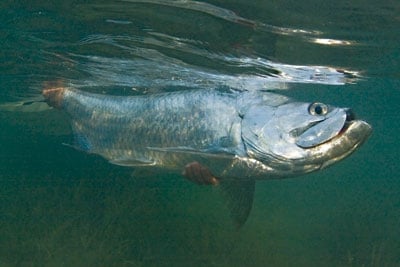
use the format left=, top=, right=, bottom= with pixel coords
left=220, top=179, right=255, bottom=228
left=182, top=161, right=255, bottom=227
left=183, top=161, right=219, bottom=185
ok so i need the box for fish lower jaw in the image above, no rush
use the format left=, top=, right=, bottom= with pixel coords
left=318, top=120, right=372, bottom=168
left=340, top=120, right=372, bottom=141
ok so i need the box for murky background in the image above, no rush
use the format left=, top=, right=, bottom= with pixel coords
left=1, top=0, right=399, bottom=266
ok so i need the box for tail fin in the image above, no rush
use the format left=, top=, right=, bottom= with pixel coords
left=0, top=96, right=50, bottom=112
left=42, top=87, right=66, bottom=109
left=0, top=80, right=67, bottom=112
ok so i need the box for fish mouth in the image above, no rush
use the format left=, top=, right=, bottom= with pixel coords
left=328, top=109, right=371, bottom=145
left=332, top=119, right=372, bottom=145
left=337, top=109, right=356, bottom=134
left=295, top=109, right=369, bottom=148
left=316, top=119, right=372, bottom=169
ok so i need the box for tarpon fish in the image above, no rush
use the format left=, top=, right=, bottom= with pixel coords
left=43, top=87, right=371, bottom=226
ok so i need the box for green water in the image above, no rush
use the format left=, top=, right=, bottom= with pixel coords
left=1, top=1, right=400, bottom=266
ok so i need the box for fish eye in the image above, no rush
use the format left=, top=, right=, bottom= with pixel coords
left=308, top=102, right=328, bottom=116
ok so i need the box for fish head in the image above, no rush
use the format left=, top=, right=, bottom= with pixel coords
left=241, top=100, right=372, bottom=173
